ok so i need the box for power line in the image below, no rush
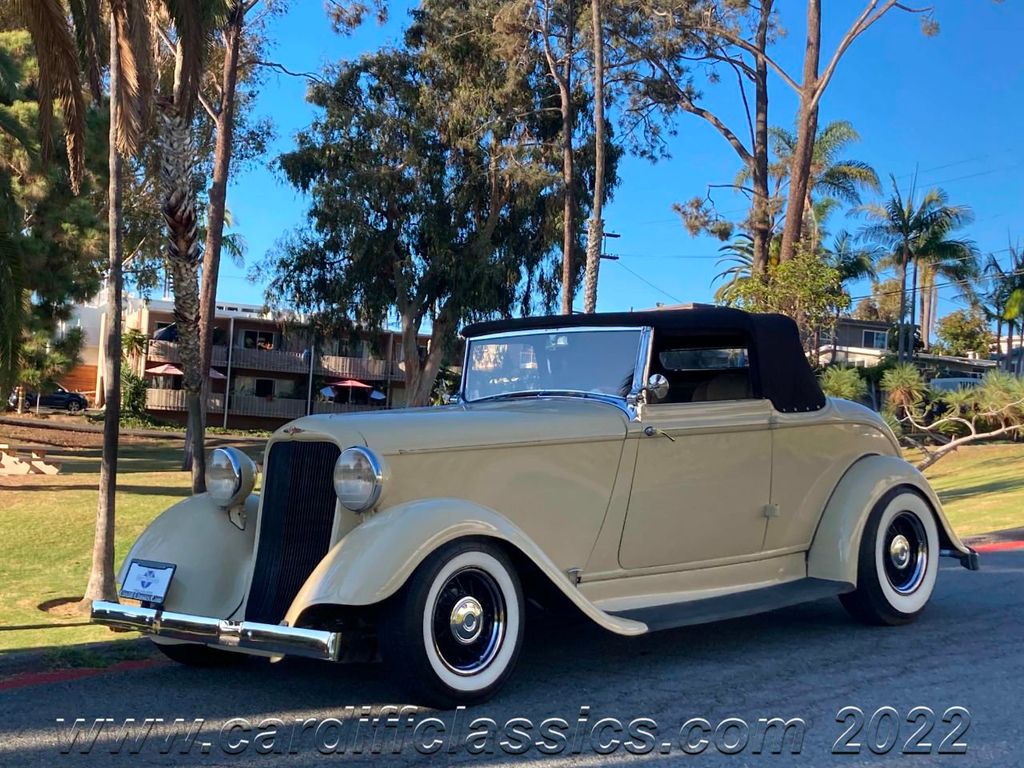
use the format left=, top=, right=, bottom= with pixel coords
left=611, top=259, right=684, bottom=304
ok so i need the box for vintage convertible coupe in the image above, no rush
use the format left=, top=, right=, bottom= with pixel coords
left=92, top=306, right=979, bottom=705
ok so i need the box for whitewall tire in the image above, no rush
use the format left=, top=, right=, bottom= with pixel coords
left=378, top=540, right=524, bottom=707
left=840, top=489, right=939, bottom=626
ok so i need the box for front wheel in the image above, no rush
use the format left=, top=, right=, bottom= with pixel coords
left=67, top=400, right=82, bottom=413
left=378, top=540, right=524, bottom=708
left=153, top=640, right=244, bottom=667
left=840, top=489, right=939, bottom=626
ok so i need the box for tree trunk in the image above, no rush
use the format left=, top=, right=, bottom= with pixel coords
left=399, top=309, right=451, bottom=407
left=558, top=0, right=576, bottom=314
left=896, top=247, right=909, bottom=363
left=749, top=1, right=772, bottom=276
left=199, top=2, right=245, bottom=436
left=82, top=17, right=123, bottom=608
left=159, top=102, right=205, bottom=492
left=778, top=0, right=821, bottom=263
left=908, top=256, right=919, bottom=359
left=582, top=0, right=605, bottom=314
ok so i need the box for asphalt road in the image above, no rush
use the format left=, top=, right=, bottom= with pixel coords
left=1, top=551, right=1021, bottom=767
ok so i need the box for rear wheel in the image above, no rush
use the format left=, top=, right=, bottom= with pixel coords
left=840, top=489, right=939, bottom=626
left=378, top=540, right=524, bottom=708
left=153, top=640, right=244, bottom=667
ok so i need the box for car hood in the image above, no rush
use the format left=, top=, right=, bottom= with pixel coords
left=274, top=397, right=630, bottom=454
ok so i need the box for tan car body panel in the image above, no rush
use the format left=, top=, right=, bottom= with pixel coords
left=116, top=393, right=972, bottom=638
left=116, top=493, right=258, bottom=620
left=282, top=498, right=646, bottom=636
left=807, top=452, right=968, bottom=584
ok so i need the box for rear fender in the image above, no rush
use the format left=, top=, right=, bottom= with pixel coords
left=283, top=498, right=646, bottom=636
left=808, top=454, right=975, bottom=585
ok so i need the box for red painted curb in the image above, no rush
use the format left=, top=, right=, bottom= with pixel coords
left=0, top=658, right=164, bottom=692
left=972, top=540, right=1024, bottom=553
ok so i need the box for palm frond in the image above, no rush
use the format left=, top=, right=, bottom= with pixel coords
left=16, top=0, right=86, bottom=194
left=109, top=0, right=154, bottom=156
left=162, top=0, right=229, bottom=117
left=68, top=0, right=105, bottom=103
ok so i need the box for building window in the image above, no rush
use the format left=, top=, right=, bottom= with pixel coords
left=242, top=330, right=276, bottom=350
left=254, top=378, right=274, bottom=397
left=863, top=330, right=888, bottom=349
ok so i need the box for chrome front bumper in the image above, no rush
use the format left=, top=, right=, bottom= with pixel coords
left=90, top=601, right=341, bottom=661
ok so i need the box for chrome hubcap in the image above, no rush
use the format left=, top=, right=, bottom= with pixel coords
left=450, top=596, right=484, bottom=644
left=889, top=534, right=911, bottom=569
left=883, top=512, right=928, bottom=595
left=431, top=567, right=506, bottom=675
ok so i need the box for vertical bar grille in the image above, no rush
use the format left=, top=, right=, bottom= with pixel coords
left=245, top=440, right=341, bottom=625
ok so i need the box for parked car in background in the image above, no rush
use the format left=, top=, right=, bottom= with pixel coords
left=7, top=385, right=88, bottom=412
left=91, top=306, right=979, bottom=706
left=929, top=376, right=983, bottom=393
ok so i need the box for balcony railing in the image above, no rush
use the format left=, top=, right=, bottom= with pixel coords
left=146, top=340, right=400, bottom=378
left=311, top=402, right=379, bottom=415
left=146, top=389, right=224, bottom=412
left=148, top=340, right=227, bottom=366
left=227, top=395, right=307, bottom=419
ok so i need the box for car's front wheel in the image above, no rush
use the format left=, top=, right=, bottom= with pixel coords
left=153, top=640, right=244, bottom=667
left=67, top=400, right=82, bottom=413
left=378, top=540, right=524, bottom=707
left=840, top=489, right=939, bottom=626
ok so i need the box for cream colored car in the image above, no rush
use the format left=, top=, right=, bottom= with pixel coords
left=92, top=307, right=979, bottom=706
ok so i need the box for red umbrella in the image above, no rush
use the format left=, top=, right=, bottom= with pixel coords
left=145, top=363, right=183, bottom=375
left=327, top=379, right=372, bottom=388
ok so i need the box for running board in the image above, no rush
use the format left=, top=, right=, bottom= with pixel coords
left=606, top=578, right=852, bottom=633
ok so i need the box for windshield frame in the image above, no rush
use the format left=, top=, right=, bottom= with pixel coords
left=458, top=325, right=653, bottom=418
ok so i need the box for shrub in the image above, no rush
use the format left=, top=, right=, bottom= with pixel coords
left=120, top=369, right=147, bottom=419
left=819, top=366, right=867, bottom=401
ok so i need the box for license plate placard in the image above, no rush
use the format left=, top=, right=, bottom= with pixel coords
left=119, top=559, right=176, bottom=605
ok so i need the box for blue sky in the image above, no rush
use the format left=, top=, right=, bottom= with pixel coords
left=218, top=0, right=1023, bottom=321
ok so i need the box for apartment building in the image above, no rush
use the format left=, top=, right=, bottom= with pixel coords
left=76, top=295, right=436, bottom=429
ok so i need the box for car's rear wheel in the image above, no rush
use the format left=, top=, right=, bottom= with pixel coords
left=377, top=540, right=524, bottom=708
left=67, top=400, right=82, bottom=413
left=840, top=488, right=939, bottom=626
left=153, top=640, right=244, bottom=667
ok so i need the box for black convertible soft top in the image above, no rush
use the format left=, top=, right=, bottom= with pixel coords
left=461, top=306, right=826, bottom=413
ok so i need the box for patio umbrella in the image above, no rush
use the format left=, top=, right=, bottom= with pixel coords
left=145, top=363, right=183, bottom=376
left=327, top=379, right=372, bottom=388
left=208, top=368, right=227, bottom=380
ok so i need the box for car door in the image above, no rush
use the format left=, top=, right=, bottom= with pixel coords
left=43, top=388, right=66, bottom=408
left=618, top=341, right=773, bottom=570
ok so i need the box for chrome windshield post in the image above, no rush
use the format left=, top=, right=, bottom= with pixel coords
left=627, top=327, right=655, bottom=421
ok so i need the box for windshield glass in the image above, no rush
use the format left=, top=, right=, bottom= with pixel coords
left=462, top=329, right=643, bottom=402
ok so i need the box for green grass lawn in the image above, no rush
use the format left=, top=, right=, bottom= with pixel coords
left=0, top=437, right=1021, bottom=656
left=917, top=442, right=1024, bottom=537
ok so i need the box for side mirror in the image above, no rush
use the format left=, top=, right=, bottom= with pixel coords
left=645, top=373, right=669, bottom=403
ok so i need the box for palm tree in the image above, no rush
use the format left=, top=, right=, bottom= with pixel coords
left=857, top=178, right=973, bottom=363
left=745, top=120, right=881, bottom=253
left=985, top=244, right=1024, bottom=372
left=913, top=221, right=980, bottom=349
left=155, top=1, right=226, bottom=491
left=712, top=234, right=754, bottom=305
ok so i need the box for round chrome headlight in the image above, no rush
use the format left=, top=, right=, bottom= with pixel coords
left=333, top=447, right=384, bottom=512
left=206, top=447, right=256, bottom=507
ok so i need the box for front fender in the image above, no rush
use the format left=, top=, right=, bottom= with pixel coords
left=119, top=493, right=258, bottom=619
left=807, top=454, right=975, bottom=585
left=283, top=498, right=646, bottom=636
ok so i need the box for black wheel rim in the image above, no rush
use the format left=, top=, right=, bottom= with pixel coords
left=431, top=567, right=506, bottom=676
left=883, top=512, right=928, bottom=595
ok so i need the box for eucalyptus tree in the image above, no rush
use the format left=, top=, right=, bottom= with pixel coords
left=269, top=27, right=567, bottom=404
